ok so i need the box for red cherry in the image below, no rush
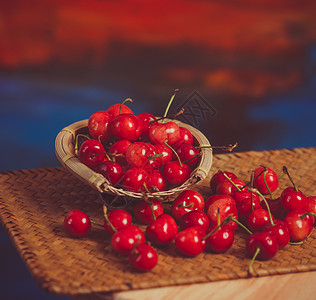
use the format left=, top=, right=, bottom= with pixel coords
left=78, top=139, right=107, bottom=169
left=148, top=121, right=181, bottom=145
left=204, top=194, right=234, bottom=213
left=108, top=139, right=131, bottom=166
left=176, top=143, right=200, bottom=168
left=285, top=209, right=315, bottom=231
left=137, top=112, right=156, bottom=140
left=129, top=243, right=158, bottom=271
left=88, top=110, right=112, bottom=143
left=64, top=210, right=91, bottom=237
left=110, top=113, right=142, bottom=141
left=215, top=178, right=248, bottom=196
left=106, top=103, right=133, bottom=119
left=146, top=169, right=167, bottom=192
left=247, top=209, right=272, bottom=232
left=237, top=196, right=262, bottom=224
left=179, top=209, right=210, bottom=231
left=162, top=161, right=191, bottom=186
left=306, top=196, right=316, bottom=215
left=146, top=214, right=178, bottom=246
left=179, top=127, right=194, bottom=145
left=210, top=171, right=237, bottom=193
left=126, top=142, right=158, bottom=170
left=232, top=191, right=260, bottom=206
left=153, top=144, right=173, bottom=167
left=175, top=226, right=206, bottom=256
left=246, top=232, right=278, bottom=261
left=133, top=199, right=164, bottom=224
left=111, top=225, right=145, bottom=255
left=206, top=198, right=238, bottom=232
left=104, top=209, right=132, bottom=235
left=263, top=220, right=290, bottom=249
left=94, top=161, right=123, bottom=186
left=281, top=187, right=307, bottom=212
left=121, top=167, right=149, bottom=192
left=261, top=197, right=284, bottom=220
left=253, top=167, right=279, bottom=195
left=171, top=190, right=205, bottom=222
left=206, top=227, right=234, bottom=253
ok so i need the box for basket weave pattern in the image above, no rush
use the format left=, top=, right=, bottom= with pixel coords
left=0, top=147, right=315, bottom=296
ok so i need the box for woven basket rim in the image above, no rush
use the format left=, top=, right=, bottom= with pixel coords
left=55, top=118, right=213, bottom=199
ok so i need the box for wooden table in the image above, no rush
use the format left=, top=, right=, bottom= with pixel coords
left=1, top=147, right=315, bottom=299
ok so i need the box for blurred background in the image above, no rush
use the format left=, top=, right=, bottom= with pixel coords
left=0, top=0, right=315, bottom=299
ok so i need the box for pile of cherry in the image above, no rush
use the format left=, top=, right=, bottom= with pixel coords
left=77, top=93, right=203, bottom=192
left=64, top=165, right=316, bottom=273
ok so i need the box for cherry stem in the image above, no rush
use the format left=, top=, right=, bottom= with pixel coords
left=142, top=184, right=156, bottom=221
left=103, top=205, right=117, bottom=233
left=119, top=98, right=133, bottom=115
left=250, top=170, right=254, bottom=212
left=289, top=241, right=304, bottom=245
left=74, top=134, right=90, bottom=156
left=150, top=107, right=184, bottom=124
left=147, top=153, right=164, bottom=161
left=300, top=212, right=316, bottom=223
left=283, top=166, right=298, bottom=192
left=183, top=153, right=201, bottom=164
left=178, top=202, right=194, bottom=208
left=263, top=169, right=274, bottom=200
left=217, top=208, right=221, bottom=228
left=196, top=142, right=238, bottom=152
left=164, top=139, right=183, bottom=167
left=231, top=217, right=253, bottom=235
left=222, top=172, right=241, bottom=192
left=255, top=190, right=275, bottom=226
left=202, top=215, right=232, bottom=240
left=90, top=220, right=104, bottom=228
left=249, top=247, right=261, bottom=275
left=91, top=152, right=111, bottom=161
left=242, top=168, right=267, bottom=190
left=162, top=89, right=179, bottom=124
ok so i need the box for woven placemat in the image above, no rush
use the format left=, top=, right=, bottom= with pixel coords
left=0, top=147, right=315, bottom=297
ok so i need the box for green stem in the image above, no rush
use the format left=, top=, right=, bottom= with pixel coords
left=263, top=170, right=274, bottom=200
left=150, top=107, right=184, bottom=124
left=162, top=89, right=179, bottom=124
left=231, top=217, right=253, bottom=235
left=164, top=139, right=182, bottom=167
left=222, top=172, right=241, bottom=192
left=75, top=134, right=90, bottom=156
left=255, top=190, right=275, bottom=226
left=90, top=220, right=104, bottom=228
left=183, top=153, right=201, bottom=164
left=104, top=213, right=117, bottom=233
left=119, top=98, right=133, bottom=115
left=283, top=166, right=298, bottom=192
left=202, top=216, right=231, bottom=240
left=142, top=184, right=156, bottom=221
left=249, top=247, right=261, bottom=274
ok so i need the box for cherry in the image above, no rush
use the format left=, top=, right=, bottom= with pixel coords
left=104, top=209, right=132, bottom=235
left=261, top=197, right=284, bottom=220
left=162, top=160, right=191, bottom=186
left=205, top=227, right=234, bottom=253
left=64, top=210, right=91, bottom=237
left=238, top=197, right=262, bottom=224
left=232, top=191, right=260, bottom=206
left=263, top=219, right=290, bottom=249
left=176, top=143, right=200, bottom=168
left=246, top=232, right=278, bottom=271
left=106, top=102, right=133, bottom=119
left=111, top=225, right=145, bottom=255
left=133, top=199, right=164, bottom=224
left=153, top=144, right=173, bottom=167
left=110, top=113, right=142, bottom=142
left=88, top=110, right=113, bottom=143
left=94, top=161, right=122, bottom=186
left=281, top=166, right=307, bottom=212
left=253, top=167, right=279, bottom=195
left=78, top=139, right=107, bottom=169
left=149, top=121, right=181, bottom=145
left=210, top=170, right=237, bottom=193
left=171, top=190, right=205, bottom=222
left=129, top=243, right=158, bottom=271
left=204, top=194, right=234, bottom=214
left=247, top=209, right=271, bottom=232
left=108, top=139, right=131, bottom=166
left=175, top=226, right=206, bottom=256
left=137, top=112, right=156, bottom=140
left=121, top=167, right=149, bottom=192
left=179, top=209, right=210, bottom=232
left=146, top=169, right=167, bottom=192
left=177, top=127, right=194, bottom=146
left=146, top=214, right=178, bottom=246
left=126, top=142, right=158, bottom=170
left=215, top=178, right=247, bottom=196
left=206, top=197, right=238, bottom=232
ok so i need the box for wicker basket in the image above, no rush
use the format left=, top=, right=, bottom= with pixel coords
left=55, top=119, right=213, bottom=200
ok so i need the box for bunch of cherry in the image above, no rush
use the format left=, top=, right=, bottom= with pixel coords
left=64, top=165, right=315, bottom=273
left=77, top=91, right=204, bottom=193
